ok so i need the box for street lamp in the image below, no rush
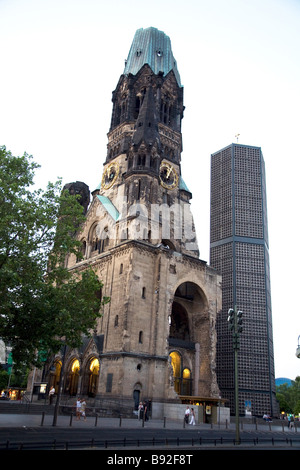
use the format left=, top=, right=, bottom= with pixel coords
left=227, top=305, right=243, bottom=445
left=52, top=343, right=67, bottom=426
left=296, top=336, right=300, bottom=359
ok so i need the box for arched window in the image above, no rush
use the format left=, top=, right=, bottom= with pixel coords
left=182, top=368, right=192, bottom=396
left=88, top=358, right=100, bottom=397
left=139, top=331, right=143, bottom=344
left=89, top=224, right=99, bottom=255
left=169, top=351, right=181, bottom=394
left=66, top=359, right=80, bottom=396
left=81, top=240, right=86, bottom=257
left=49, top=360, right=61, bottom=394
left=169, top=352, right=192, bottom=396
left=99, top=227, right=109, bottom=253
left=77, top=240, right=86, bottom=262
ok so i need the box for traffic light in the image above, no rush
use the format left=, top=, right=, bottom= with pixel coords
left=233, top=333, right=240, bottom=350
left=237, top=310, right=243, bottom=333
left=227, top=308, right=234, bottom=331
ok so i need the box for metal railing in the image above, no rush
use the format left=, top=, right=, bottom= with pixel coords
left=2, top=435, right=300, bottom=450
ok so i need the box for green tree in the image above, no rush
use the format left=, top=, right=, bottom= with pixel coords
left=276, top=377, right=300, bottom=415
left=0, top=146, right=109, bottom=370
left=0, top=368, right=9, bottom=391
left=276, top=390, right=292, bottom=414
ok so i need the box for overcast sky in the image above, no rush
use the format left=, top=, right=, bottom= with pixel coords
left=1, top=0, right=300, bottom=380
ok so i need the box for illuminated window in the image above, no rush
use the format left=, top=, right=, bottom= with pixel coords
left=170, top=351, right=181, bottom=377
left=88, top=358, right=100, bottom=397
left=169, top=353, right=192, bottom=396
left=68, top=359, right=80, bottom=396
left=71, top=359, right=80, bottom=373
left=90, top=358, right=100, bottom=374
left=182, top=368, right=192, bottom=395
left=169, top=351, right=181, bottom=394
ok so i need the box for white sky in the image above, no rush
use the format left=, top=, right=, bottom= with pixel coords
left=1, top=0, right=300, bottom=381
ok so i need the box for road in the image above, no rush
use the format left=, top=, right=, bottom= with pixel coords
left=0, top=413, right=299, bottom=451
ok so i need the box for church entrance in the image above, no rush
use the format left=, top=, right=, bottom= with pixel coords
left=49, top=360, right=62, bottom=394
left=133, top=390, right=140, bottom=410
left=169, top=351, right=192, bottom=395
left=65, top=359, right=80, bottom=396
left=87, top=358, right=100, bottom=397
left=169, top=282, right=208, bottom=397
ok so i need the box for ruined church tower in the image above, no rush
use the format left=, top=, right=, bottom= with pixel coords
left=46, top=28, right=222, bottom=416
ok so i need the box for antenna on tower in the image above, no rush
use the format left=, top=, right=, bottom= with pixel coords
left=235, top=133, right=240, bottom=143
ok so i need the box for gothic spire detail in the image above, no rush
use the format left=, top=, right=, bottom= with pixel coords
left=132, top=85, right=160, bottom=150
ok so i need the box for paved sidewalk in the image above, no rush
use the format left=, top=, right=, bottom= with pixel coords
left=0, top=413, right=200, bottom=429
left=0, top=412, right=297, bottom=434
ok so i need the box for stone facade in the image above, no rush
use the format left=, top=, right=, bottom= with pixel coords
left=63, top=238, right=221, bottom=407
left=37, top=27, right=223, bottom=416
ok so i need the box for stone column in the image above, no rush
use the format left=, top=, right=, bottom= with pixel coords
left=194, top=342, right=200, bottom=396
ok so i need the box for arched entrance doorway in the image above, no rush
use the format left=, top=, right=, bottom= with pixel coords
left=65, top=359, right=80, bottom=396
left=49, top=360, right=61, bottom=394
left=168, top=282, right=207, bottom=397
left=170, top=281, right=207, bottom=343
left=133, top=382, right=142, bottom=410
left=169, top=351, right=193, bottom=395
left=88, top=358, right=100, bottom=397
left=81, top=357, right=100, bottom=396
left=182, top=367, right=192, bottom=395
left=169, top=351, right=181, bottom=394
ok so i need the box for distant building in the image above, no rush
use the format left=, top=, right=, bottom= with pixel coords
left=275, top=378, right=292, bottom=387
left=210, top=143, right=278, bottom=417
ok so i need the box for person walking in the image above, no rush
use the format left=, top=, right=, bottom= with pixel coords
left=189, top=408, right=196, bottom=425
left=184, top=406, right=190, bottom=424
left=138, top=402, right=144, bottom=420
left=143, top=401, right=149, bottom=421
left=75, top=397, right=81, bottom=420
left=49, top=386, right=55, bottom=405
left=81, top=398, right=87, bottom=421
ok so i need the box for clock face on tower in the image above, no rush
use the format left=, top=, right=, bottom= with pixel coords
left=159, top=161, right=178, bottom=190
left=101, top=162, right=120, bottom=190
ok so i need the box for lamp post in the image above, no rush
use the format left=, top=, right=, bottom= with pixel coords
left=52, top=343, right=67, bottom=426
left=296, top=336, right=300, bottom=359
left=228, top=305, right=243, bottom=445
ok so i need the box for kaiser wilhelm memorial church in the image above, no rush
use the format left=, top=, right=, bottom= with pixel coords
left=31, top=27, right=241, bottom=422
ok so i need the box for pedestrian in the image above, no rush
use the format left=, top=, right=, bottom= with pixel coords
left=184, top=406, right=190, bottom=424
left=263, top=413, right=272, bottom=422
left=138, top=402, right=144, bottom=420
left=147, top=399, right=152, bottom=418
left=189, top=408, right=196, bottom=425
left=143, top=401, right=149, bottom=421
left=81, top=398, right=87, bottom=421
left=75, top=397, right=81, bottom=420
left=49, top=386, right=55, bottom=405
